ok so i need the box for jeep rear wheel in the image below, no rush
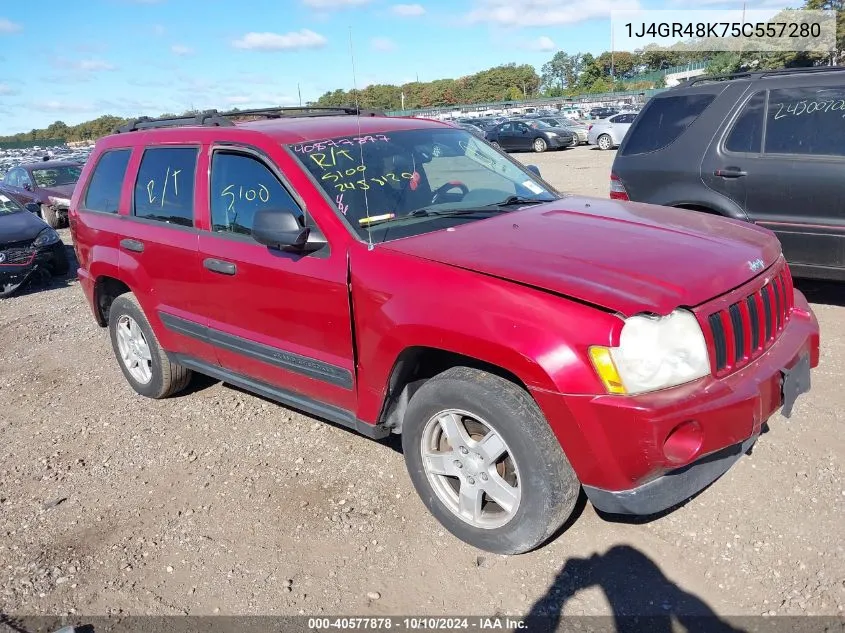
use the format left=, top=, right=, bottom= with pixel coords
left=401, top=366, right=580, bottom=555
left=108, top=294, right=192, bottom=399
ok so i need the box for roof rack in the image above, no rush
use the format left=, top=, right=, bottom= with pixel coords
left=113, top=105, right=385, bottom=134
left=675, top=65, right=845, bottom=88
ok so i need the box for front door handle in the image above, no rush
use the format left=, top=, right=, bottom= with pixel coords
left=120, top=238, right=144, bottom=252
left=714, top=167, right=747, bottom=178
left=203, top=258, right=237, bottom=275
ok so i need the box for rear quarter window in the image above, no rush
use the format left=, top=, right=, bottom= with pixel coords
left=83, top=148, right=132, bottom=213
left=619, top=93, right=716, bottom=155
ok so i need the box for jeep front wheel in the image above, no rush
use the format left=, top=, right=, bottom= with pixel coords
left=108, top=294, right=192, bottom=399
left=401, top=366, right=580, bottom=555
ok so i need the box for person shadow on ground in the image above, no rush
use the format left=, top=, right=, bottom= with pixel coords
left=523, top=545, right=744, bottom=633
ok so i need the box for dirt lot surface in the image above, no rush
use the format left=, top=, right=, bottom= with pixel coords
left=1, top=146, right=843, bottom=620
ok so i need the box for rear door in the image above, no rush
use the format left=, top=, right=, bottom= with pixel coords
left=117, top=144, right=219, bottom=364
left=704, top=80, right=845, bottom=274
left=748, top=83, right=845, bottom=273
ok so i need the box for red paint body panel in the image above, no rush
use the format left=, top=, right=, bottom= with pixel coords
left=381, top=196, right=783, bottom=316
left=69, top=115, right=821, bottom=497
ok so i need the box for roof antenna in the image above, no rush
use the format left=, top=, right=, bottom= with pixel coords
left=348, top=25, right=374, bottom=250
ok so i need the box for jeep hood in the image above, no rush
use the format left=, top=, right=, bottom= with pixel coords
left=380, top=196, right=782, bottom=316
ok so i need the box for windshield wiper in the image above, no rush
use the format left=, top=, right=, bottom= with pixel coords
left=408, top=207, right=513, bottom=218
left=481, top=195, right=555, bottom=208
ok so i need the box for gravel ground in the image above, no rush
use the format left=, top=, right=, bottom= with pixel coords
left=1, top=145, right=843, bottom=619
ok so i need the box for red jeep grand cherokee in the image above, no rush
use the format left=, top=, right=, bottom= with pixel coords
left=69, top=107, right=819, bottom=555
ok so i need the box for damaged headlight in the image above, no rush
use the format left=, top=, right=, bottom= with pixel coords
left=589, top=309, right=711, bottom=395
left=33, top=227, right=60, bottom=248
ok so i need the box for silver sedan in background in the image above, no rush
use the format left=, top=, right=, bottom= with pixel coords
left=587, top=112, right=639, bottom=150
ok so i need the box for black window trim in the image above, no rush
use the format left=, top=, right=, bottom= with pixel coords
left=79, top=146, right=134, bottom=215
left=206, top=142, right=332, bottom=257
left=721, top=88, right=767, bottom=158
left=128, top=143, right=201, bottom=231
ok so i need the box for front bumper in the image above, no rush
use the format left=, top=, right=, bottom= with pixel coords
left=547, top=135, right=573, bottom=148
left=0, top=242, right=66, bottom=286
left=532, top=290, right=820, bottom=515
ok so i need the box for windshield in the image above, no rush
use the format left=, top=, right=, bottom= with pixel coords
left=288, top=127, right=559, bottom=242
left=31, top=165, right=82, bottom=188
left=527, top=120, right=553, bottom=129
left=0, top=193, right=23, bottom=215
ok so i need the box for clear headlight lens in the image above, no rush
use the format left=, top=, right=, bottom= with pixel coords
left=589, top=309, right=711, bottom=395
left=33, top=227, right=60, bottom=247
left=48, top=196, right=71, bottom=207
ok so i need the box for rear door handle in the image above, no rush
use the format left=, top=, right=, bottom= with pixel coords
left=714, top=167, right=747, bottom=178
left=120, top=238, right=144, bottom=252
left=203, top=258, right=237, bottom=275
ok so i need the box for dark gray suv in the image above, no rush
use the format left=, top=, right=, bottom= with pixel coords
left=610, top=67, right=845, bottom=282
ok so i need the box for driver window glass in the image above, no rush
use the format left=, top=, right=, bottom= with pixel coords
left=5, top=169, right=18, bottom=186
left=19, top=171, right=32, bottom=187
left=210, top=150, right=303, bottom=236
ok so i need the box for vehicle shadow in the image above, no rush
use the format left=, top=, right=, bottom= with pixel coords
left=523, top=545, right=744, bottom=633
left=793, top=277, right=845, bottom=307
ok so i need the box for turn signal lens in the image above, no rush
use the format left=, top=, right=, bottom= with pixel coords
left=588, top=346, right=627, bottom=395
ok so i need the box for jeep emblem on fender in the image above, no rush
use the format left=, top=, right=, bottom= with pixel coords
left=748, top=258, right=765, bottom=273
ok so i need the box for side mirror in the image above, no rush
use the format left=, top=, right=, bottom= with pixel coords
left=25, top=202, right=40, bottom=214
left=252, top=208, right=326, bottom=253
left=23, top=183, right=32, bottom=191
left=526, top=165, right=541, bottom=178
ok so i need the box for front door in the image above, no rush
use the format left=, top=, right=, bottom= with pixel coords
left=512, top=122, right=533, bottom=150
left=196, top=145, right=357, bottom=413
left=2, top=168, right=35, bottom=206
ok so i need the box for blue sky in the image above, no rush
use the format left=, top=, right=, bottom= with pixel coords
left=0, top=0, right=790, bottom=135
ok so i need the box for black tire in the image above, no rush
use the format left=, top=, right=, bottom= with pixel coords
left=569, top=135, right=579, bottom=148
left=401, top=366, right=580, bottom=555
left=51, top=245, right=69, bottom=276
left=597, top=134, right=613, bottom=150
left=107, top=293, right=192, bottom=399
left=532, top=137, right=548, bottom=153
left=40, top=204, right=60, bottom=229
left=490, top=140, right=501, bottom=149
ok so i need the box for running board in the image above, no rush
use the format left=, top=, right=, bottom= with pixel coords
left=168, top=353, right=391, bottom=440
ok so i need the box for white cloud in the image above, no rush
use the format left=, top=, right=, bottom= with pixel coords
left=391, top=3, right=425, bottom=16
left=231, top=29, right=327, bottom=51
left=466, top=0, right=640, bottom=27
left=371, top=37, right=397, bottom=51
left=528, top=35, right=556, bottom=51
left=0, top=18, right=22, bottom=33
left=76, top=59, right=117, bottom=71
left=0, top=83, right=19, bottom=96
left=302, top=0, right=370, bottom=6
left=171, top=44, right=193, bottom=55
